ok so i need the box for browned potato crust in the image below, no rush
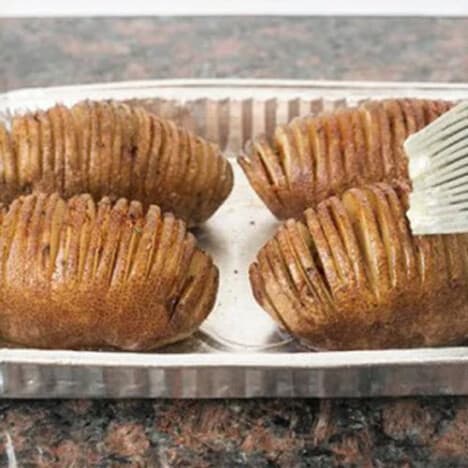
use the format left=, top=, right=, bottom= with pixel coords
left=239, top=99, right=453, bottom=219
left=0, top=192, right=218, bottom=350
left=250, top=183, right=468, bottom=350
left=3, top=100, right=234, bottom=225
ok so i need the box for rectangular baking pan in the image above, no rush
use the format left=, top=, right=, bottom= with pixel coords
left=1, top=79, right=468, bottom=398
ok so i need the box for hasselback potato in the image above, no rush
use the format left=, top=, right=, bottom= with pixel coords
left=250, top=183, right=468, bottom=350
left=0, top=192, right=218, bottom=350
left=239, top=99, right=453, bottom=219
left=0, top=100, right=233, bottom=225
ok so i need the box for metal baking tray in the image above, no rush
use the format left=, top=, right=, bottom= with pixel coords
left=1, top=79, right=468, bottom=398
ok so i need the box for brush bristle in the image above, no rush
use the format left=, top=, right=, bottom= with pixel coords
left=405, top=101, right=468, bottom=234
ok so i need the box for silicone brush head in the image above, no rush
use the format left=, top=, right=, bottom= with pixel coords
left=405, top=101, right=468, bottom=235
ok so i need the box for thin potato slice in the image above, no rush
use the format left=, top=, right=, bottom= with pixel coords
left=274, top=125, right=307, bottom=210
left=342, top=188, right=390, bottom=300
left=275, top=225, right=323, bottom=333
left=324, top=114, right=345, bottom=198
left=263, top=239, right=312, bottom=337
left=285, top=220, right=335, bottom=319
left=195, top=142, right=218, bottom=222
left=109, top=103, right=123, bottom=199
left=359, top=103, right=384, bottom=183
left=422, top=99, right=440, bottom=126
left=158, top=117, right=177, bottom=197
left=131, top=106, right=152, bottom=203
left=336, top=109, right=358, bottom=187
left=316, top=203, right=355, bottom=290
left=291, top=119, right=314, bottom=198
left=11, top=115, right=29, bottom=187
left=326, top=197, right=368, bottom=289
left=249, top=260, right=289, bottom=330
left=87, top=102, right=101, bottom=198
left=96, top=101, right=115, bottom=198
left=0, top=122, right=17, bottom=194
left=238, top=140, right=285, bottom=218
left=378, top=183, right=418, bottom=287
left=383, top=100, right=408, bottom=181
left=408, top=99, right=426, bottom=131
left=309, top=115, right=329, bottom=202
left=25, top=115, right=41, bottom=184
left=71, top=102, right=91, bottom=194
left=365, top=185, right=405, bottom=291
left=116, top=103, right=134, bottom=200
left=184, top=135, right=208, bottom=223
left=170, top=126, right=191, bottom=210
left=304, top=207, right=342, bottom=298
left=398, top=99, right=417, bottom=136
left=144, top=116, right=163, bottom=202
left=60, top=105, right=81, bottom=196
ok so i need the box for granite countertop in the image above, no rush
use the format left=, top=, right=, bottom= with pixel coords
left=1, top=17, right=468, bottom=467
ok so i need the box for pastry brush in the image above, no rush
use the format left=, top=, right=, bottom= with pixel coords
left=405, top=101, right=468, bottom=234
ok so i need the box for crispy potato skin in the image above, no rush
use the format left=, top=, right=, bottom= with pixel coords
left=0, top=193, right=218, bottom=350
left=3, top=100, right=233, bottom=225
left=250, top=183, right=468, bottom=350
left=239, top=99, right=453, bottom=219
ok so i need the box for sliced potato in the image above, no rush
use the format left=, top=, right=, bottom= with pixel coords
left=240, top=99, right=454, bottom=219
left=0, top=192, right=218, bottom=350
left=250, top=183, right=468, bottom=350
left=5, top=100, right=232, bottom=225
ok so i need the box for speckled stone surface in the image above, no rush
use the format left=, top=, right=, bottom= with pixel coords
left=1, top=398, right=468, bottom=466
left=1, top=17, right=468, bottom=90
left=1, top=17, right=468, bottom=467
